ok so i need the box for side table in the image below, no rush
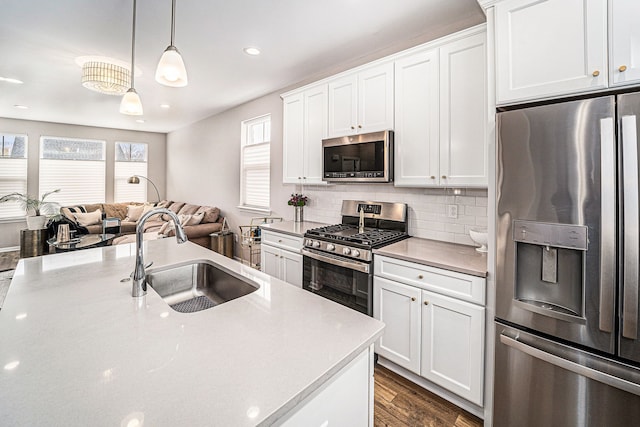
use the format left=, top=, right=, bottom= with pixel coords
left=210, top=231, right=234, bottom=258
left=20, top=229, right=48, bottom=258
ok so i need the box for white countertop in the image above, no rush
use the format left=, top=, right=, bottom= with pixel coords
left=0, top=239, right=384, bottom=426
left=260, top=221, right=329, bottom=237
left=374, top=237, right=488, bottom=277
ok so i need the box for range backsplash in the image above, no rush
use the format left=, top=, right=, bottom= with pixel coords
left=297, top=184, right=487, bottom=246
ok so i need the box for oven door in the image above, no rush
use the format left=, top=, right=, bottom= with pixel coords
left=302, top=248, right=372, bottom=315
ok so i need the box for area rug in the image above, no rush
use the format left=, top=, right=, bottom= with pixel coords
left=0, top=270, right=14, bottom=309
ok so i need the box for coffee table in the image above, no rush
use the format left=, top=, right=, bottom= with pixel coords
left=48, top=234, right=115, bottom=253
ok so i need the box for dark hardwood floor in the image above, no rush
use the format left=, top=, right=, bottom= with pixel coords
left=375, top=364, right=482, bottom=427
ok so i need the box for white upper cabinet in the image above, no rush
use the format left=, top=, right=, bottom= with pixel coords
left=394, top=28, right=488, bottom=188
left=394, top=49, right=440, bottom=187
left=282, top=84, right=328, bottom=185
left=439, top=33, right=488, bottom=187
left=494, top=0, right=607, bottom=104
left=328, top=62, right=394, bottom=138
left=610, top=0, right=640, bottom=87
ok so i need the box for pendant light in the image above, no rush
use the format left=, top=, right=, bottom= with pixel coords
left=155, top=0, right=188, bottom=87
left=120, top=0, right=143, bottom=115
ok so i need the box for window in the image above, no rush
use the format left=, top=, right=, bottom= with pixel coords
left=0, top=133, right=28, bottom=219
left=39, top=136, right=106, bottom=206
left=239, top=115, right=271, bottom=211
left=114, top=142, right=148, bottom=203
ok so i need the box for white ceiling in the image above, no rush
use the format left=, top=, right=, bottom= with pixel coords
left=1, top=0, right=485, bottom=134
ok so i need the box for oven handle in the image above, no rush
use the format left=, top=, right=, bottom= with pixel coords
left=302, top=249, right=370, bottom=274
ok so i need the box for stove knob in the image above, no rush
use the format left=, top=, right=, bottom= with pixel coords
left=352, top=249, right=360, bottom=258
left=313, top=241, right=321, bottom=248
left=327, top=244, right=335, bottom=251
left=305, top=239, right=312, bottom=246
left=343, top=248, right=351, bottom=255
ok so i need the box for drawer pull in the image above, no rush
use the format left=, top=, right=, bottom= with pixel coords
left=592, top=70, right=600, bottom=77
left=418, top=274, right=424, bottom=279
left=424, top=301, right=429, bottom=306
left=411, top=297, right=416, bottom=302
left=619, top=65, right=628, bottom=72
left=278, top=239, right=283, bottom=243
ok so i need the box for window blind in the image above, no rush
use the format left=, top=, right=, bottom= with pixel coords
left=242, top=142, right=270, bottom=208
left=0, top=158, right=28, bottom=218
left=114, top=161, right=147, bottom=203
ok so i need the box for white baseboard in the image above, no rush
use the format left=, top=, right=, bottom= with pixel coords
left=377, top=356, right=484, bottom=420
left=0, top=246, right=19, bottom=253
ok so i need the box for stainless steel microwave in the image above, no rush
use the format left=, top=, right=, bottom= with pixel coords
left=322, top=130, right=394, bottom=183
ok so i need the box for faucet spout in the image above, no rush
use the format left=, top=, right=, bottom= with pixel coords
left=132, top=207, right=188, bottom=297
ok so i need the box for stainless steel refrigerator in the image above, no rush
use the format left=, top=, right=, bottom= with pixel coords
left=495, top=92, right=640, bottom=426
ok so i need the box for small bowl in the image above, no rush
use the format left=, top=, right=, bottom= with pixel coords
left=469, top=227, right=488, bottom=253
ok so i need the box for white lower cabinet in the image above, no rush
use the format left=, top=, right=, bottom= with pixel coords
left=420, top=290, right=484, bottom=406
left=373, top=255, right=485, bottom=406
left=261, top=230, right=304, bottom=288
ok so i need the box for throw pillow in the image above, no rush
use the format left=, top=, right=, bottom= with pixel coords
left=158, top=212, right=203, bottom=236
left=195, top=206, right=220, bottom=223
left=74, top=209, right=102, bottom=227
left=125, top=204, right=154, bottom=222
left=61, top=206, right=86, bottom=222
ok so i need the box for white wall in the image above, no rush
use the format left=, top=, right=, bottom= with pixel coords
left=0, top=118, right=166, bottom=249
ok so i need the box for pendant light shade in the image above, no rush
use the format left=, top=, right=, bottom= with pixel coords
left=121, top=0, right=143, bottom=115
left=120, top=88, right=143, bottom=115
left=156, top=0, right=188, bottom=87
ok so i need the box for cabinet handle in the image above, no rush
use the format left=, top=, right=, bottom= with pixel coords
left=592, top=70, right=600, bottom=77
left=351, top=126, right=355, bottom=130
left=278, top=239, right=282, bottom=243
left=424, top=301, right=429, bottom=306
left=418, top=274, right=424, bottom=279
left=441, top=175, right=447, bottom=179
left=358, top=125, right=362, bottom=129
left=411, top=297, right=416, bottom=302
left=430, top=176, right=435, bottom=179
left=619, top=65, right=628, bottom=72
left=298, top=176, right=302, bottom=180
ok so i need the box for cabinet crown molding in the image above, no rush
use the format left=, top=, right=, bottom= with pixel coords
left=281, top=23, right=487, bottom=99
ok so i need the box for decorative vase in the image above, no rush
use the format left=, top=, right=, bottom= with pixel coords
left=26, top=215, right=47, bottom=230
left=294, top=206, right=304, bottom=223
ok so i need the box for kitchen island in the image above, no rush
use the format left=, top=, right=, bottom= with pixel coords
left=0, top=239, right=384, bottom=426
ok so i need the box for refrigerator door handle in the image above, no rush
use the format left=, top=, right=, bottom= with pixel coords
left=500, top=333, right=640, bottom=396
left=622, top=115, right=639, bottom=340
left=600, top=117, right=615, bottom=333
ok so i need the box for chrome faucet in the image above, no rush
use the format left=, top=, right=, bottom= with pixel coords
left=132, top=207, right=188, bottom=297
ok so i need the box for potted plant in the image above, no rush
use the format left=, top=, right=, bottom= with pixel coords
left=0, top=189, right=61, bottom=230
left=288, top=193, right=308, bottom=223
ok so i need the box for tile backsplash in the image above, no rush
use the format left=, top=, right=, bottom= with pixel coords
left=298, top=184, right=488, bottom=246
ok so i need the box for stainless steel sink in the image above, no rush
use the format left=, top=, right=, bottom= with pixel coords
left=146, top=261, right=259, bottom=313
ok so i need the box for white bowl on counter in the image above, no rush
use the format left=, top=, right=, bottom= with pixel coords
left=469, top=227, right=488, bottom=253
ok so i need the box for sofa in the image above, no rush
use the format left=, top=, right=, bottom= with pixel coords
left=59, top=200, right=224, bottom=249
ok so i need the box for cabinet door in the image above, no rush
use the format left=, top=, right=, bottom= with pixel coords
left=328, top=74, right=358, bottom=138
left=281, top=249, right=303, bottom=288
left=303, top=85, right=328, bottom=184
left=495, top=0, right=607, bottom=104
left=439, top=32, right=488, bottom=187
left=282, top=93, right=305, bottom=184
left=610, top=0, right=640, bottom=86
left=261, top=244, right=281, bottom=279
left=394, top=50, right=440, bottom=187
left=358, top=62, right=394, bottom=134
left=373, top=277, right=422, bottom=374
left=421, top=290, right=485, bottom=406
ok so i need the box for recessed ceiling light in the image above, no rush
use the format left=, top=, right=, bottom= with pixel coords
left=135, top=119, right=145, bottom=123
left=0, top=76, right=23, bottom=84
left=14, top=104, right=28, bottom=109
left=160, top=104, right=170, bottom=109
left=243, top=47, right=261, bottom=56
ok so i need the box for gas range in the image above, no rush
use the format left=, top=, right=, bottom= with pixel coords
left=304, top=225, right=408, bottom=262
left=303, top=200, right=409, bottom=263
left=301, top=200, right=409, bottom=316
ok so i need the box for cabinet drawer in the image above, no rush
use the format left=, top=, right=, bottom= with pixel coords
left=374, top=255, right=485, bottom=305
left=261, top=230, right=304, bottom=252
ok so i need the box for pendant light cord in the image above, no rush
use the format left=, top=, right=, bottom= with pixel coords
left=130, top=0, right=137, bottom=88
left=170, top=0, right=176, bottom=46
